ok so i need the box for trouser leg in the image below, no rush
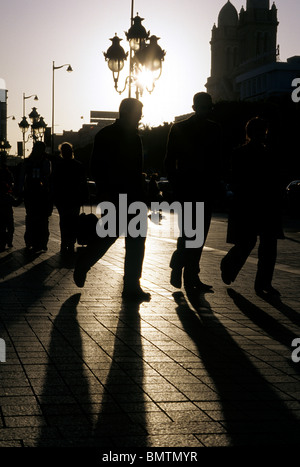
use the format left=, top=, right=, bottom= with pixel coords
left=255, top=234, right=277, bottom=288
left=171, top=201, right=211, bottom=270
left=183, top=202, right=212, bottom=279
left=59, top=206, right=80, bottom=249
left=221, top=236, right=257, bottom=282
left=123, top=235, right=146, bottom=288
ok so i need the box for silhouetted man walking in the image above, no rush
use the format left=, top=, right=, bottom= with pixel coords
left=165, top=92, right=222, bottom=292
left=73, top=98, right=150, bottom=301
left=221, top=117, right=284, bottom=296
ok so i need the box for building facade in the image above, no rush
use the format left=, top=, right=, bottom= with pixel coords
left=53, top=111, right=119, bottom=151
left=204, top=0, right=300, bottom=102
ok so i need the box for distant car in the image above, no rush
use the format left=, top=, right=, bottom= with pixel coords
left=286, top=180, right=300, bottom=217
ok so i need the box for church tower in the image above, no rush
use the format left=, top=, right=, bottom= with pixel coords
left=205, top=0, right=279, bottom=102
left=206, top=1, right=240, bottom=101
left=238, top=0, right=278, bottom=72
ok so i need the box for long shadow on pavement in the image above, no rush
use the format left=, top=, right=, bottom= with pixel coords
left=37, top=293, right=94, bottom=447
left=0, top=254, right=61, bottom=328
left=0, top=248, right=44, bottom=279
left=174, top=289, right=300, bottom=446
left=227, top=288, right=300, bottom=378
left=256, top=292, right=300, bottom=329
left=227, top=288, right=300, bottom=346
left=94, top=298, right=148, bottom=447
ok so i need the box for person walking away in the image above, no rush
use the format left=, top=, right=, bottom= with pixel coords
left=220, top=117, right=284, bottom=296
left=165, top=92, right=222, bottom=292
left=73, top=98, right=150, bottom=301
left=52, top=142, right=87, bottom=255
left=21, top=142, right=52, bottom=253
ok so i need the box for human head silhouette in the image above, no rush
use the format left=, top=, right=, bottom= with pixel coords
left=119, top=98, right=143, bottom=129
left=192, top=92, right=213, bottom=118
left=59, top=142, right=74, bottom=160
left=246, top=117, right=268, bottom=144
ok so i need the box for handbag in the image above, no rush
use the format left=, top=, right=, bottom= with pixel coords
left=76, top=206, right=98, bottom=246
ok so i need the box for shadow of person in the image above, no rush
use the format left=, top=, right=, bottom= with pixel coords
left=37, top=293, right=94, bottom=447
left=0, top=247, right=42, bottom=279
left=284, top=236, right=300, bottom=245
left=227, top=288, right=299, bottom=347
left=254, top=292, right=300, bottom=328
left=94, top=298, right=148, bottom=447
left=173, top=289, right=300, bottom=446
left=227, top=288, right=300, bottom=378
left=0, top=254, right=61, bottom=328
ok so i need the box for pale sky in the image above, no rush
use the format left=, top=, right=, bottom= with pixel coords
left=1, top=0, right=299, bottom=154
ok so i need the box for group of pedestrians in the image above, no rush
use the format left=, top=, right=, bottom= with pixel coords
left=0, top=92, right=284, bottom=300
left=0, top=141, right=87, bottom=255
left=73, top=93, right=284, bottom=300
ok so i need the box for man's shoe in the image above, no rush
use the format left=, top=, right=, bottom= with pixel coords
left=122, top=286, right=151, bottom=302
left=170, top=267, right=182, bottom=288
left=73, top=266, right=87, bottom=288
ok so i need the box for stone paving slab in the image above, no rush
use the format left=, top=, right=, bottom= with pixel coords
left=0, top=206, right=300, bottom=449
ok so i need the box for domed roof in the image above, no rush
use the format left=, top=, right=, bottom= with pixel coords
left=218, top=1, right=238, bottom=27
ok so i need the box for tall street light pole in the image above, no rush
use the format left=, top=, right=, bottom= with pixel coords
left=129, top=0, right=134, bottom=98
left=51, top=61, right=73, bottom=155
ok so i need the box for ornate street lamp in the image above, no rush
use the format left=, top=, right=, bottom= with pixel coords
left=103, top=4, right=165, bottom=100
left=126, top=14, right=149, bottom=52
left=18, top=107, right=47, bottom=157
left=104, top=35, right=128, bottom=92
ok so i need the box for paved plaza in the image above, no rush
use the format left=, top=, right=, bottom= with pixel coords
left=0, top=205, right=300, bottom=448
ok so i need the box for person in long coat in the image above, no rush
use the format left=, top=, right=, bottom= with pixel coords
left=220, top=117, right=284, bottom=296
left=22, top=142, right=52, bottom=253
left=52, top=142, right=87, bottom=254
left=165, top=92, right=222, bottom=292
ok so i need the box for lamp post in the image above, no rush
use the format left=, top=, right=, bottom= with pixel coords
left=21, top=94, right=38, bottom=158
left=52, top=61, right=73, bottom=155
left=103, top=1, right=165, bottom=100
left=18, top=107, right=47, bottom=157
